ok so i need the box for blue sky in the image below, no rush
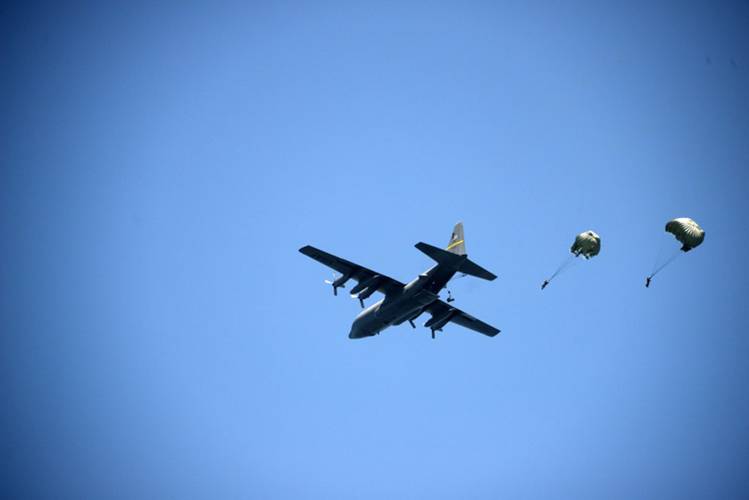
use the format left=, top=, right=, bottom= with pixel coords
left=2, top=1, right=749, bottom=498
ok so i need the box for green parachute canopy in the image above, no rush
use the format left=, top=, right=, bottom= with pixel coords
left=570, top=230, right=601, bottom=259
left=665, top=217, right=705, bottom=252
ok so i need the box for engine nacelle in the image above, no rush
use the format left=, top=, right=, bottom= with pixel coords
left=424, top=311, right=453, bottom=332
left=350, top=275, right=381, bottom=295
left=357, top=286, right=378, bottom=301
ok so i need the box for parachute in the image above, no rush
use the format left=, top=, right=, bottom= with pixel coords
left=665, top=217, right=705, bottom=252
left=646, top=217, right=705, bottom=287
left=542, top=230, right=601, bottom=289
left=571, top=230, right=601, bottom=259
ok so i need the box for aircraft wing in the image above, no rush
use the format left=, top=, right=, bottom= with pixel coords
left=299, top=245, right=405, bottom=297
left=424, top=299, right=500, bottom=337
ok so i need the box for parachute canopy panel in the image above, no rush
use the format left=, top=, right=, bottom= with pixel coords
left=570, top=230, right=601, bottom=259
left=665, top=218, right=705, bottom=252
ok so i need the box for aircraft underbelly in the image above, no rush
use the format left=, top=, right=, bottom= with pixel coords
left=349, top=290, right=438, bottom=339
left=377, top=290, right=438, bottom=322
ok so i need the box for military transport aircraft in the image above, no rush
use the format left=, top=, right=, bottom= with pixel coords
left=299, top=223, right=500, bottom=339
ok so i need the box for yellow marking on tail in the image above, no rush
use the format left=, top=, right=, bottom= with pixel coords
left=446, top=239, right=464, bottom=250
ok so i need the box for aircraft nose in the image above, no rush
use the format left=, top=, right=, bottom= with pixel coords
left=349, top=317, right=366, bottom=339
left=348, top=322, right=364, bottom=339
left=348, top=304, right=379, bottom=339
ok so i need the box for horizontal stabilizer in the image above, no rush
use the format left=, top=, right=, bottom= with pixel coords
left=415, top=242, right=463, bottom=267
left=459, top=259, right=497, bottom=281
left=415, top=242, right=497, bottom=281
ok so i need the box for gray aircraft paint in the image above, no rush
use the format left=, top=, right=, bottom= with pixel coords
left=299, top=223, right=500, bottom=339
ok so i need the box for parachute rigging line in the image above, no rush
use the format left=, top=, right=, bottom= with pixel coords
left=649, top=248, right=682, bottom=279
left=547, top=253, right=576, bottom=282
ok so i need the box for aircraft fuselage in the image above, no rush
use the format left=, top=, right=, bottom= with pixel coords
left=348, top=264, right=456, bottom=338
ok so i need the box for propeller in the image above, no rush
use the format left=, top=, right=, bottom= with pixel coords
left=324, top=273, right=346, bottom=296
left=323, top=276, right=337, bottom=296
left=351, top=283, right=378, bottom=309
left=351, top=295, right=365, bottom=308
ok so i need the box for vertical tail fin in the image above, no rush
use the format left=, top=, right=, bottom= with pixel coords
left=446, top=222, right=466, bottom=255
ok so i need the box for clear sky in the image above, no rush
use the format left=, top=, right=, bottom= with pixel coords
left=2, top=1, right=749, bottom=499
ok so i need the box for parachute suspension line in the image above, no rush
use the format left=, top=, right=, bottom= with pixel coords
left=649, top=249, right=682, bottom=279
left=648, top=232, right=683, bottom=281
left=650, top=237, right=672, bottom=276
left=547, top=253, right=576, bottom=282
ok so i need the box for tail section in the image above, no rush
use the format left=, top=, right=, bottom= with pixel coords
left=446, top=222, right=466, bottom=255
left=416, top=222, right=497, bottom=281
